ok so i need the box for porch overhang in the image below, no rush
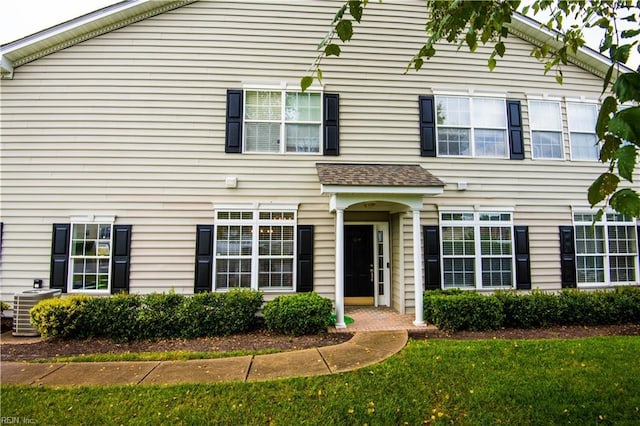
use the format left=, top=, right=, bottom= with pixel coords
left=317, top=163, right=444, bottom=211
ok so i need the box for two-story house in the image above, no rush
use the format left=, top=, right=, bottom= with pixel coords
left=1, top=0, right=638, bottom=328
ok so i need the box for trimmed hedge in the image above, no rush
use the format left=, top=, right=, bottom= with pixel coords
left=263, top=292, right=333, bottom=336
left=30, top=290, right=263, bottom=341
left=425, top=287, right=640, bottom=332
left=29, top=295, right=92, bottom=338
left=426, top=292, right=504, bottom=332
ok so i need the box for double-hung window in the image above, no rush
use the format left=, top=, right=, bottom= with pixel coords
left=529, top=100, right=564, bottom=159
left=244, top=90, right=322, bottom=153
left=573, top=212, right=638, bottom=286
left=214, top=210, right=296, bottom=290
left=440, top=212, right=514, bottom=289
left=567, top=102, right=599, bottom=161
left=436, top=96, right=508, bottom=157
left=70, top=223, right=112, bottom=291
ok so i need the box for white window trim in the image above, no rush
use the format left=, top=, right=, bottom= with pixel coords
left=572, top=210, right=639, bottom=287
left=528, top=99, right=566, bottom=160
left=242, top=85, right=324, bottom=155
left=434, top=95, right=509, bottom=159
left=566, top=100, right=600, bottom=162
left=439, top=211, right=516, bottom=290
left=67, top=220, right=114, bottom=294
left=213, top=207, right=298, bottom=292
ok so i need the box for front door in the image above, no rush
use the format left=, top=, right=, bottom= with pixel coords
left=344, top=225, right=374, bottom=303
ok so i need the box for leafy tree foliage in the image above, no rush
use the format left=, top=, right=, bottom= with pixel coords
left=303, top=0, right=640, bottom=218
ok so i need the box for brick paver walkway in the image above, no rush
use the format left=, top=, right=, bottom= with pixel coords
left=330, top=306, right=435, bottom=333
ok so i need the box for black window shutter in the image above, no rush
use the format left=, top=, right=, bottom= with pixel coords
left=559, top=226, right=577, bottom=288
left=225, top=89, right=243, bottom=153
left=419, top=96, right=436, bottom=157
left=514, top=226, right=532, bottom=289
left=50, top=223, right=71, bottom=292
left=111, top=225, right=132, bottom=294
left=507, top=100, right=525, bottom=160
left=423, top=225, right=441, bottom=290
left=297, top=225, right=314, bottom=292
left=323, top=94, right=339, bottom=156
left=194, top=225, right=214, bottom=293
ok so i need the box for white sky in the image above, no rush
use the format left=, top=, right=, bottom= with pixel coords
left=1, top=0, right=638, bottom=70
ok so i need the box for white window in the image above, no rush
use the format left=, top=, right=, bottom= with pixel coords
left=244, top=90, right=322, bottom=154
left=574, top=212, right=638, bottom=286
left=529, top=100, right=564, bottom=159
left=70, top=223, right=112, bottom=292
left=436, top=96, right=508, bottom=157
left=440, top=212, right=514, bottom=289
left=568, top=102, right=599, bottom=161
left=214, top=210, right=296, bottom=290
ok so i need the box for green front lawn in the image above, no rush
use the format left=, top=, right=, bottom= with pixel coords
left=3, top=336, right=639, bottom=425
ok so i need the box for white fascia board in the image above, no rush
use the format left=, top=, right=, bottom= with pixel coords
left=1, top=0, right=147, bottom=55
left=321, top=184, right=444, bottom=195
left=0, top=55, right=13, bottom=78
left=508, top=13, right=633, bottom=78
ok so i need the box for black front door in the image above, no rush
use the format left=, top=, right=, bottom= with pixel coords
left=344, top=225, right=374, bottom=297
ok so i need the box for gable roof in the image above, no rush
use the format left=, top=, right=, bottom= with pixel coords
left=1, top=0, right=196, bottom=78
left=0, top=1, right=625, bottom=79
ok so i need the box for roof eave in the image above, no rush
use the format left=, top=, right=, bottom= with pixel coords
left=0, top=0, right=197, bottom=79
left=507, top=13, right=633, bottom=79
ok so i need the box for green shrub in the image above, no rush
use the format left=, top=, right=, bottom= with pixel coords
left=177, top=290, right=263, bottom=338
left=1, top=301, right=10, bottom=315
left=263, top=292, right=332, bottom=335
left=30, top=290, right=263, bottom=341
left=30, top=295, right=91, bottom=338
left=425, top=292, right=504, bottom=332
left=136, top=292, right=184, bottom=340
left=494, top=290, right=561, bottom=328
left=613, top=286, right=640, bottom=323
left=423, top=289, right=463, bottom=324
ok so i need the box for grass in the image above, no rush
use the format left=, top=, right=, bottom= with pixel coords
left=3, top=336, right=640, bottom=425
left=34, top=348, right=282, bottom=363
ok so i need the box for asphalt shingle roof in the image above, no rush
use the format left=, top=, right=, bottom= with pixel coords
left=316, top=163, right=444, bottom=187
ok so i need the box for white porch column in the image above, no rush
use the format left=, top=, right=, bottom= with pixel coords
left=334, top=208, right=346, bottom=328
left=412, top=209, right=426, bottom=326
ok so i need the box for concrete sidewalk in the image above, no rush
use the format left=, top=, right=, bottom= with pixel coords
left=1, top=330, right=407, bottom=386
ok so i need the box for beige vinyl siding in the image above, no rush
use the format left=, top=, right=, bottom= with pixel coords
left=1, top=1, right=636, bottom=305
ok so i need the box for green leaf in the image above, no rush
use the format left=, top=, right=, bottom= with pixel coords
left=316, top=68, right=323, bottom=84
left=300, top=76, right=313, bottom=92
left=495, top=41, right=506, bottom=57
left=593, top=17, right=611, bottom=29
left=521, top=5, right=530, bottom=15
left=602, top=64, right=614, bottom=94
left=336, top=19, right=353, bottom=42
left=465, top=31, right=478, bottom=52
left=588, top=172, right=620, bottom=206
left=616, top=144, right=637, bottom=182
left=332, top=4, right=347, bottom=24
left=599, top=134, right=621, bottom=162
left=609, top=107, right=640, bottom=141
left=349, top=0, right=363, bottom=23
left=596, top=96, right=617, bottom=139
left=555, top=70, right=563, bottom=85
left=600, top=33, right=612, bottom=53
left=413, top=57, right=424, bottom=71
left=621, top=28, right=640, bottom=39
left=609, top=188, right=640, bottom=218
left=488, top=57, right=497, bottom=71
left=613, top=73, right=640, bottom=103
left=611, top=44, right=631, bottom=64
left=324, top=43, right=342, bottom=57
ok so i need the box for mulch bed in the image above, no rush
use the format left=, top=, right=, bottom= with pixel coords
left=1, top=314, right=638, bottom=363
